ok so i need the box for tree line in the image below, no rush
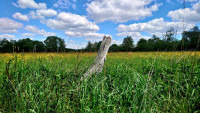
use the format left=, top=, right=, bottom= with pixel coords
left=85, top=26, right=200, bottom=52
left=0, top=36, right=67, bottom=52
left=0, top=26, right=200, bottom=53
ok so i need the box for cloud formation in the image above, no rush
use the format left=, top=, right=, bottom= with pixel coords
left=46, top=12, right=99, bottom=31
left=112, top=40, right=121, bottom=45
left=45, top=12, right=105, bottom=41
left=117, top=18, right=194, bottom=39
left=54, top=0, right=76, bottom=9
left=21, top=33, right=35, bottom=37
left=65, top=32, right=104, bottom=39
left=87, top=0, right=162, bottom=22
left=13, top=12, right=29, bottom=21
left=36, top=9, right=57, bottom=17
left=14, top=0, right=47, bottom=9
left=117, top=31, right=151, bottom=42
left=168, top=1, right=200, bottom=23
left=0, top=34, right=16, bottom=40
left=24, top=25, right=56, bottom=37
left=0, top=18, right=23, bottom=33
left=66, top=43, right=85, bottom=49
left=29, top=9, right=57, bottom=19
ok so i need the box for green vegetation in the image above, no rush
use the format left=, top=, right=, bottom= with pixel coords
left=1, top=26, right=200, bottom=53
left=0, top=52, right=200, bottom=112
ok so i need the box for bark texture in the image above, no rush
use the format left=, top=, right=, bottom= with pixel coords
left=81, top=36, right=112, bottom=80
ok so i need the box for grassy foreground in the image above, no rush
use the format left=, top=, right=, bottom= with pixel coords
left=0, top=52, right=200, bottom=112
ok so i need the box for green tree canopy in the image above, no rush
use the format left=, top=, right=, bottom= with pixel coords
left=16, top=38, right=34, bottom=52
left=164, top=27, right=176, bottom=42
left=109, top=44, right=119, bottom=52
left=122, top=36, right=134, bottom=51
left=44, top=36, right=65, bottom=52
left=182, top=26, right=200, bottom=50
left=33, top=40, right=45, bottom=52
left=85, top=41, right=92, bottom=52
left=0, top=39, right=13, bottom=52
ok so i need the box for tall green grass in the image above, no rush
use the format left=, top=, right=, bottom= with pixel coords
left=0, top=52, right=200, bottom=112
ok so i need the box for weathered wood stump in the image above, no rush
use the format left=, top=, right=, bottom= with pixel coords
left=81, top=36, right=112, bottom=80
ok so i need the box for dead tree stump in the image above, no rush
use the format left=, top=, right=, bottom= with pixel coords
left=81, top=36, right=112, bottom=80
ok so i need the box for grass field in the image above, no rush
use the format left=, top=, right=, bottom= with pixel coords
left=0, top=52, right=200, bottom=112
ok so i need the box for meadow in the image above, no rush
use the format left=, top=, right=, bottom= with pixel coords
left=0, top=52, right=200, bottom=112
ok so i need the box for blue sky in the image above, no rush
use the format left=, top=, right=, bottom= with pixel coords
left=0, top=0, right=200, bottom=49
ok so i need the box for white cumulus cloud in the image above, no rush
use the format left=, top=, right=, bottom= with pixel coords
left=14, top=0, right=47, bottom=9
left=45, top=12, right=105, bottom=41
left=46, top=12, right=99, bottom=32
left=36, top=9, right=57, bottom=17
left=117, top=31, right=151, bottom=42
left=117, top=18, right=194, bottom=41
left=13, top=12, right=29, bottom=21
left=0, top=18, right=23, bottom=33
left=112, top=40, right=122, bottom=45
left=29, top=11, right=44, bottom=19
left=86, top=0, right=162, bottom=23
left=168, top=1, right=200, bottom=23
left=29, top=9, right=57, bottom=19
left=21, top=33, right=35, bottom=37
left=54, top=0, right=77, bottom=9
left=65, top=32, right=104, bottom=38
left=24, top=25, right=56, bottom=37
left=0, top=34, right=16, bottom=40
left=66, top=43, right=86, bottom=49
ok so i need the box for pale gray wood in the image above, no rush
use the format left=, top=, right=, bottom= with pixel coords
left=81, top=36, right=112, bottom=80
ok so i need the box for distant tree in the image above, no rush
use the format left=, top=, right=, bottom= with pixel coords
left=122, top=36, right=134, bottom=51
left=33, top=40, right=45, bottom=52
left=135, top=38, right=147, bottom=51
left=182, top=26, right=200, bottom=50
left=0, top=39, right=13, bottom=52
left=96, top=41, right=102, bottom=51
left=84, top=41, right=102, bottom=52
left=152, top=35, right=160, bottom=42
left=164, top=27, right=176, bottom=42
left=44, top=36, right=65, bottom=52
left=146, top=39, right=154, bottom=51
left=58, top=38, right=66, bottom=52
left=92, top=42, right=98, bottom=52
left=109, top=44, right=119, bottom=52
left=85, top=41, right=92, bottom=52
left=190, top=26, right=199, bottom=32
left=149, top=35, right=162, bottom=51
left=16, top=38, right=34, bottom=52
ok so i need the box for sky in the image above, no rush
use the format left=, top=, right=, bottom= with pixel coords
left=0, top=0, right=200, bottom=49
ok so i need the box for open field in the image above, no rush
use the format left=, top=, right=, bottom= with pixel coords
left=0, top=52, right=200, bottom=112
